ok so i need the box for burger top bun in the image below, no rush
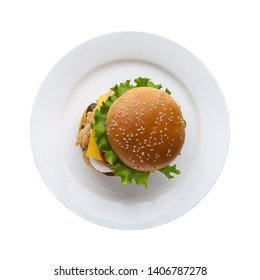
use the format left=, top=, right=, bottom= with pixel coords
left=105, top=87, right=185, bottom=172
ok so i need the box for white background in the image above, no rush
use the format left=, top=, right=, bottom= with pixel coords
left=1, top=0, right=259, bottom=279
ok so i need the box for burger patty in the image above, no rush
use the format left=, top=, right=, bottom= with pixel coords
left=76, top=110, right=94, bottom=150
left=76, top=106, right=95, bottom=168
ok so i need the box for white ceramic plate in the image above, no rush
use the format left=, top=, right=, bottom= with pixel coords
left=31, top=32, right=229, bottom=229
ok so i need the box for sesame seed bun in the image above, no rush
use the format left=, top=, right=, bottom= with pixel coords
left=105, top=87, right=185, bottom=172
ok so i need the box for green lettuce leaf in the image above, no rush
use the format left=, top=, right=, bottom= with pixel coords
left=114, top=161, right=149, bottom=188
left=159, top=164, right=181, bottom=179
left=135, top=77, right=162, bottom=89
left=110, top=80, right=134, bottom=96
left=92, top=77, right=181, bottom=188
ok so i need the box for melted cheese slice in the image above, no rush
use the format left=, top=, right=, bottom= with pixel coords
left=97, top=93, right=112, bottom=107
left=85, top=92, right=113, bottom=161
left=86, top=128, right=101, bottom=160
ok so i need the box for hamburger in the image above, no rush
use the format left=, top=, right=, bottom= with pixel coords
left=76, top=78, right=185, bottom=188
